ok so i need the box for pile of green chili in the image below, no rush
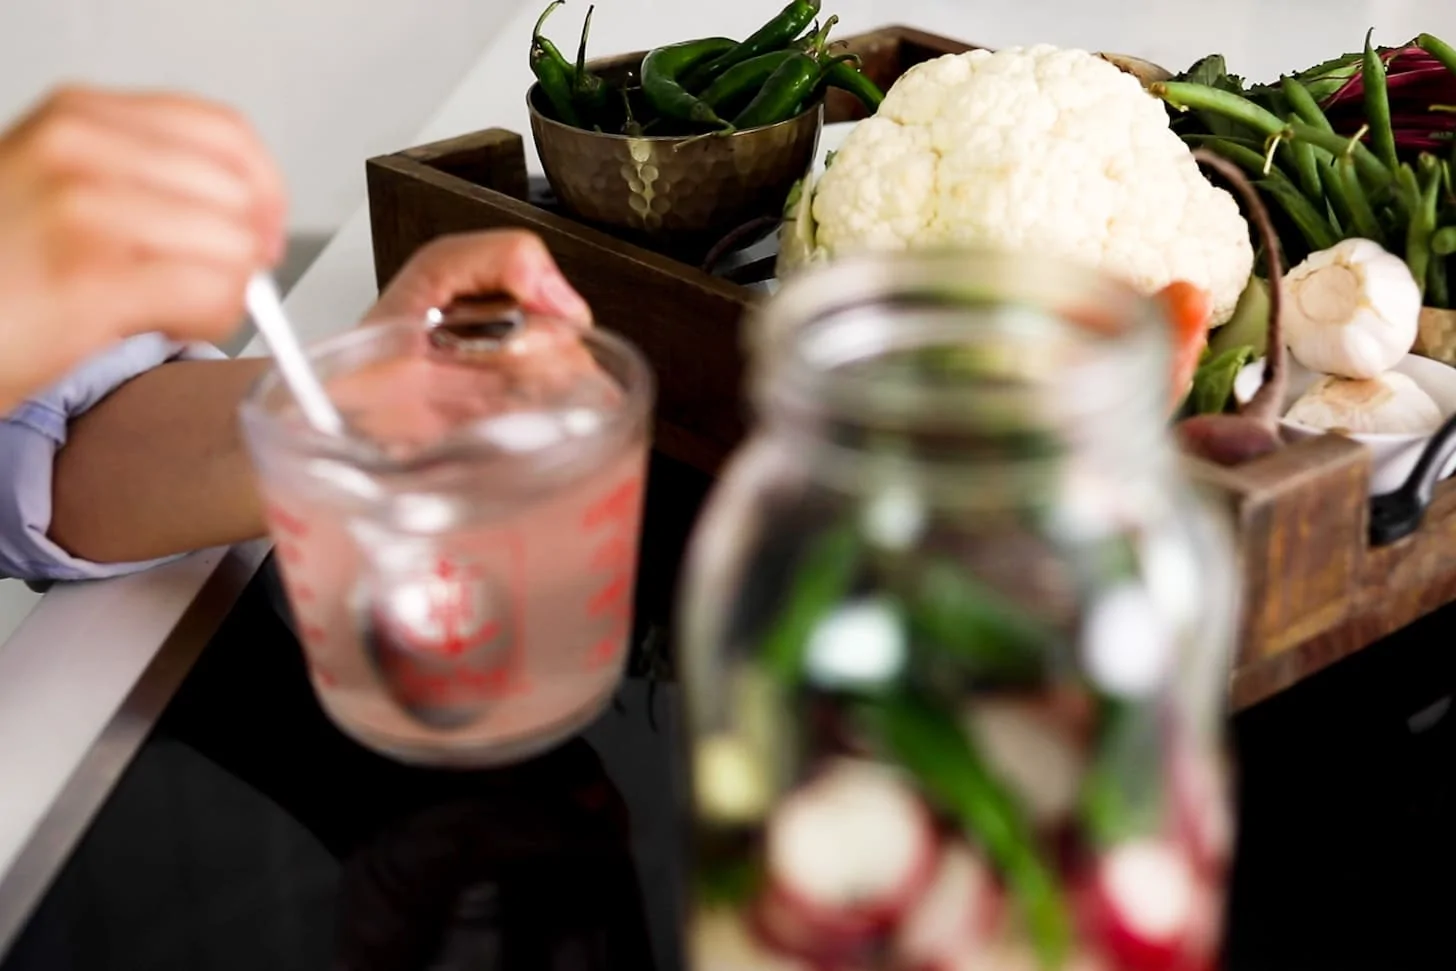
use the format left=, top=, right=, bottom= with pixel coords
left=528, top=0, right=883, bottom=138
left=1150, top=29, right=1456, bottom=309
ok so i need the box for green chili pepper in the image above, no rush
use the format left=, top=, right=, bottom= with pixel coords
left=822, top=58, right=884, bottom=113
left=620, top=85, right=644, bottom=137
left=697, top=50, right=799, bottom=113
left=683, top=0, right=822, bottom=91
left=866, top=696, right=1071, bottom=968
left=788, top=14, right=840, bottom=55
left=1362, top=30, right=1399, bottom=171
left=641, top=37, right=737, bottom=129
left=733, top=52, right=859, bottom=129
left=570, top=5, right=613, bottom=127
left=529, top=1, right=580, bottom=127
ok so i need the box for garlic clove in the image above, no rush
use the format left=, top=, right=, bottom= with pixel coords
left=1284, top=370, right=1443, bottom=436
left=1283, top=238, right=1422, bottom=380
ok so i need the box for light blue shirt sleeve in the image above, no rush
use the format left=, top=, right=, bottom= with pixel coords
left=0, top=334, right=227, bottom=582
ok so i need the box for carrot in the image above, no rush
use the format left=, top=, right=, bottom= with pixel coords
left=1157, top=281, right=1213, bottom=412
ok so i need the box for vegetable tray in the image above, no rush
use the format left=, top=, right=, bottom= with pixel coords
left=365, top=25, right=1456, bottom=711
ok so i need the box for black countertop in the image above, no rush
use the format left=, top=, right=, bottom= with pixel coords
left=1, top=460, right=1453, bottom=970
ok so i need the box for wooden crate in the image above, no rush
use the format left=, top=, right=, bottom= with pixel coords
left=366, top=26, right=1456, bottom=710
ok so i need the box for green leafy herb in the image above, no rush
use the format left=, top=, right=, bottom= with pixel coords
left=1079, top=700, right=1168, bottom=848
left=1190, top=345, right=1255, bottom=415
left=903, top=560, right=1056, bottom=678
left=695, top=856, right=764, bottom=907
left=761, top=524, right=859, bottom=684
left=865, top=695, right=1071, bottom=967
left=1208, top=276, right=1270, bottom=358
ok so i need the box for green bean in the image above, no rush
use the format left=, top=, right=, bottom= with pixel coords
left=1331, top=155, right=1386, bottom=243
left=1287, top=116, right=1324, bottom=203
left=1184, top=136, right=1339, bottom=253
left=867, top=696, right=1070, bottom=969
left=1280, top=76, right=1335, bottom=134
left=1192, top=135, right=1287, bottom=181
left=1430, top=257, right=1451, bottom=309
left=1402, top=160, right=1442, bottom=300
left=1434, top=227, right=1456, bottom=256
left=1152, top=81, right=1285, bottom=138
left=1282, top=121, right=1393, bottom=189
left=1256, top=177, right=1340, bottom=251
left=1362, top=30, right=1399, bottom=171
left=1321, top=163, right=1352, bottom=236
left=1417, top=32, right=1456, bottom=78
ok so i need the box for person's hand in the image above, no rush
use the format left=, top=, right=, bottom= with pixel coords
left=0, top=85, right=285, bottom=413
left=365, top=230, right=592, bottom=326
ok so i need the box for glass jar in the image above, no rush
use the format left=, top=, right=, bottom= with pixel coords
left=678, top=250, right=1239, bottom=971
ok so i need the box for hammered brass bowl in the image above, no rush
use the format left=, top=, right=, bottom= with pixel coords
left=529, top=50, right=823, bottom=257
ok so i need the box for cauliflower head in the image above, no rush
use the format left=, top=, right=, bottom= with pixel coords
left=789, top=45, right=1255, bottom=325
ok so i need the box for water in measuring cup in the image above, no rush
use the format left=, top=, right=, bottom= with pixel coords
left=263, top=328, right=647, bottom=766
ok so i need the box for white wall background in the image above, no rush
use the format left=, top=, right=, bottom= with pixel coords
left=0, top=0, right=528, bottom=235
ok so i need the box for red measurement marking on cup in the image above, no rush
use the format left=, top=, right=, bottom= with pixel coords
left=301, top=622, right=327, bottom=645
left=373, top=537, right=528, bottom=706
left=265, top=502, right=310, bottom=538
left=310, top=664, right=337, bottom=688
left=590, top=534, right=635, bottom=572
left=588, top=573, right=631, bottom=617
left=581, top=475, right=643, bottom=670
left=278, top=541, right=303, bottom=566
left=582, top=477, right=642, bottom=531
left=589, top=617, right=633, bottom=666
left=292, top=584, right=315, bottom=603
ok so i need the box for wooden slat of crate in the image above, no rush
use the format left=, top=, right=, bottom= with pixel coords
left=365, top=25, right=1456, bottom=709
left=369, top=128, right=750, bottom=476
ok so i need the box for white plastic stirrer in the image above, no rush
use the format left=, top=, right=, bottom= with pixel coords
left=245, top=272, right=346, bottom=436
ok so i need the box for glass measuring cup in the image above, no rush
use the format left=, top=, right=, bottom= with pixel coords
left=240, top=299, right=654, bottom=767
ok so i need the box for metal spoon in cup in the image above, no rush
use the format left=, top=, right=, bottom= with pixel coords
left=244, top=271, right=348, bottom=437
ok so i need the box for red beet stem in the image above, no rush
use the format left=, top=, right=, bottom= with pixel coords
left=1190, top=149, right=1285, bottom=427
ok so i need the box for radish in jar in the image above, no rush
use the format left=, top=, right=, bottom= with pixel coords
left=1167, top=739, right=1232, bottom=878
left=1078, top=839, right=1210, bottom=971
left=964, top=699, right=1089, bottom=828
left=692, top=908, right=812, bottom=971
left=754, top=759, right=938, bottom=960
left=893, top=841, right=1002, bottom=970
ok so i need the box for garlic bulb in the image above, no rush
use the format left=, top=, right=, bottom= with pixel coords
left=1283, top=238, right=1422, bottom=379
left=1284, top=371, right=1442, bottom=435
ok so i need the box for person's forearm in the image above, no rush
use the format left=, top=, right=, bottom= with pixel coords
left=49, top=357, right=271, bottom=565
